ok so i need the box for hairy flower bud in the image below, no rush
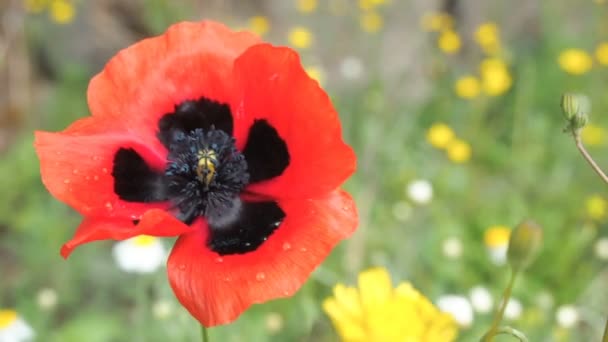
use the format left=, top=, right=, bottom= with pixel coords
left=507, top=220, right=543, bottom=272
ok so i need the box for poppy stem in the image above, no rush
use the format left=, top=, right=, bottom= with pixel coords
left=480, top=268, right=519, bottom=342
left=201, top=325, right=210, bottom=342
left=572, top=132, right=608, bottom=185
left=602, top=317, right=608, bottom=342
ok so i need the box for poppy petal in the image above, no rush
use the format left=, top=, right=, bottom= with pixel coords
left=34, top=117, right=168, bottom=218
left=61, top=208, right=192, bottom=258
left=87, top=21, right=260, bottom=152
left=167, top=190, right=358, bottom=326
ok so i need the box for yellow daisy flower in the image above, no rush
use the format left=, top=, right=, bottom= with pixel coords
left=426, top=123, right=455, bottom=149
left=323, top=267, right=458, bottom=342
left=248, top=16, right=270, bottom=37
left=479, top=58, right=512, bottom=96
left=484, top=225, right=511, bottom=265
left=421, top=12, right=454, bottom=32
left=586, top=195, right=607, bottom=220
left=595, top=43, right=608, bottom=65
left=360, top=12, right=383, bottom=33
left=438, top=30, right=461, bottom=54
left=454, top=76, right=481, bottom=99
left=581, top=124, right=606, bottom=146
left=446, top=139, right=472, bottom=163
left=49, top=0, right=75, bottom=24
left=474, top=22, right=501, bottom=55
left=288, top=26, right=314, bottom=49
left=296, top=0, right=317, bottom=13
left=558, top=49, right=593, bottom=75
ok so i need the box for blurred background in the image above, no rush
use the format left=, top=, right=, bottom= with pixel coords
left=2, top=0, right=608, bottom=341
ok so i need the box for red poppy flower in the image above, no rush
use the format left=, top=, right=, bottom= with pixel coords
left=34, top=21, right=357, bottom=326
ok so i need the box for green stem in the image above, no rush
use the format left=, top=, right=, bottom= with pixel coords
left=482, top=268, right=519, bottom=342
left=573, top=132, right=608, bottom=185
left=201, top=324, right=209, bottom=342
left=480, top=326, right=529, bottom=342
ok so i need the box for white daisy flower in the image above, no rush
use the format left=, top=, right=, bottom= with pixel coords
left=339, top=56, right=364, bottom=80
left=112, top=235, right=166, bottom=274
left=436, top=295, right=474, bottom=327
left=484, top=226, right=511, bottom=266
left=469, top=286, right=493, bottom=314
left=406, top=179, right=433, bottom=205
left=504, top=298, right=523, bottom=320
left=556, top=305, right=579, bottom=328
left=0, top=310, right=34, bottom=342
left=594, top=237, right=608, bottom=261
left=442, top=236, right=463, bottom=259
left=36, top=288, right=57, bottom=310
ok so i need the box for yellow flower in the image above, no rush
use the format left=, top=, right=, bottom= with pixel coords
left=438, top=30, right=461, bottom=54
left=484, top=226, right=511, bottom=248
left=558, top=49, right=593, bottom=75
left=595, top=43, right=608, bottom=65
left=474, top=22, right=501, bottom=55
left=305, top=66, right=324, bottom=84
left=296, top=0, right=317, bottom=13
left=49, top=0, right=75, bottom=24
left=446, top=139, right=471, bottom=163
left=479, top=58, right=512, bottom=96
left=586, top=195, right=607, bottom=220
left=288, top=26, right=313, bottom=49
left=360, top=12, right=383, bottom=33
left=581, top=124, right=606, bottom=146
left=454, top=76, right=481, bottom=99
left=248, top=16, right=270, bottom=37
left=323, top=268, right=458, bottom=342
left=421, top=12, right=454, bottom=32
left=426, top=123, right=455, bottom=149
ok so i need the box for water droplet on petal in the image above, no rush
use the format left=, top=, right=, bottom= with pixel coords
left=92, top=155, right=101, bottom=161
left=85, top=175, right=91, bottom=181
left=224, top=276, right=232, bottom=282
left=215, top=257, right=224, bottom=263
left=105, top=202, right=113, bottom=210
left=102, top=168, right=108, bottom=174
left=63, top=179, right=70, bottom=184
left=282, top=242, right=292, bottom=251
left=300, top=247, right=307, bottom=252
left=256, top=272, right=266, bottom=281
left=342, top=206, right=350, bottom=211
left=72, top=169, right=79, bottom=174
left=93, top=175, right=99, bottom=181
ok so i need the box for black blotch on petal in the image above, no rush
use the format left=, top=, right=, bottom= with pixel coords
left=157, top=98, right=233, bottom=148
left=243, top=120, right=290, bottom=183
left=112, top=148, right=168, bottom=202
left=208, top=201, right=285, bottom=255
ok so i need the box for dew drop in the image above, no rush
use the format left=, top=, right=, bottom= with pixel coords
left=72, top=169, right=79, bottom=175
left=105, top=202, right=113, bottom=210
left=256, top=272, right=266, bottom=281
left=224, top=276, right=232, bottom=282
left=92, top=155, right=101, bottom=161
left=101, top=167, right=108, bottom=174
left=93, top=175, right=99, bottom=181
left=342, top=206, right=350, bottom=211
left=300, top=247, right=307, bottom=252
left=63, top=179, right=70, bottom=184
left=282, top=242, right=292, bottom=251
left=85, top=175, right=91, bottom=181
left=215, top=257, right=224, bottom=263
left=283, top=290, right=290, bottom=296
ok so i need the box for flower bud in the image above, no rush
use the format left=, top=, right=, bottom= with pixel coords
left=571, top=112, right=589, bottom=130
left=561, top=93, right=580, bottom=120
left=507, top=220, right=542, bottom=272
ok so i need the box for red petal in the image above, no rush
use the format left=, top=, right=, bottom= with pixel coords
left=232, top=44, right=356, bottom=199
left=34, top=117, right=167, bottom=218
left=88, top=21, right=260, bottom=152
left=61, top=209, right=192, bottom=258
left=166, top=190, right=358, bottom=326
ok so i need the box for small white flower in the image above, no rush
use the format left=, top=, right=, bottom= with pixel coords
left=36, top=288, right=57, bottom=310
left=504, top=298, right=523, bottom=320
left=594, top=237, right=608, bottom=260
left=469, top=286, right=493, bottom=314
left=535, top=291, right=554, bottom=310
left=437, top=295, right=474, bottom=327
left=265, top=312, right=284, bottom=334
left=488, top=245, right=508, bottom=265
left=556, top=305, right=579, bottom=328
left=152, top=300, right=174, bottom=320
left=0, top=310, right=34, bottom=342
left=112, top=235, right=166, bottom=274
left=442, top=236, right=463, bottom=259
left=406, top=179, right=433, bottom=205
left=339, top=56, right=364, bottom=80
left=392, top=201, right=413, bottom=222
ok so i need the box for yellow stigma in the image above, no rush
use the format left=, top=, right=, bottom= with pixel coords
left=0, top=309, right=17, bottom=328
left=197, top=149, right=217, bottom=186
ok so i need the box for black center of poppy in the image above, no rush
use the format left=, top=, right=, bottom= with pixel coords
left=164, top=128, right=249, bottom=226
left=112, top=97, right=291, bottom=256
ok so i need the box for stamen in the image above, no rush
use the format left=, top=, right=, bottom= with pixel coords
left=196, top=149, right=217, bottom=187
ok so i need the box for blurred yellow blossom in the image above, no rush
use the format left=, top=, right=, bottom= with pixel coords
left=421, top=12, right=454, bottom=32
left=24, top=0, right=48, bottom=13
left=288, top=26, right=313, bottom=49
left=446, top=139, right=472, bottom=163
left=558, top=49, right=593, bottom=75
left=360, top=12, right=383, bottom=33
left=296, top=0, right=317, bottom=13
left=438, top=30, right=461, bottom=54
left=248, top=16, right=270, bottom=37
left=581, top=124, right=606, bottom=146
left=454, top=76, right=481, bottom=99
left=305, top=66, right=324, bottom=85
left=586, top=195, right=607, bottom=220
left=484, top=226, right=511, bottom=265
left=427, top=123, right=455, bottom=149
left=323, top=267, right=458, bottom=342
left=595, top=43, right=608, bottom=65
left=0, top=309, right=34, bottom=341
left=49, top=0, right=75, bottom=24
left=474, top=22, right=501, bottom=55
left=480, top=58, right=512, bottom=96
left=358, top=0, right=385, bottom=11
